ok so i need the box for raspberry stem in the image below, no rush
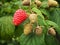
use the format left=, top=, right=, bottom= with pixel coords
left=19, top=0, right=22, bottom=9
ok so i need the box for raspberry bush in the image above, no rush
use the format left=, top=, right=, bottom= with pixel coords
left=0, top=0, right=60, bottom=45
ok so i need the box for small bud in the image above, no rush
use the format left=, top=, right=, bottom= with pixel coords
left=24, top=23, right=32, bottom=35
left=48, top=0, right=58, bottom=7
left=29, top=14, right=37, bottom=23
left=48, top=0, right=53, bottom=6
left=52, top=1, right=58, bottom=6
left=35, top=0, right=42, bottom=7
left=22, top=0, right=30, bottom=6
left=35, top=26, right=42, bottom=35
left=48, top=27, right=56, bottom=36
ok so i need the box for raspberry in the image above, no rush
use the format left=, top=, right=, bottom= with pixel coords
left=13, top=9, right=27, bottom=26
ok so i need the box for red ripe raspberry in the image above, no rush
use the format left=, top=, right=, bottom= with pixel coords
left=13, top=9, right=27, bottom=26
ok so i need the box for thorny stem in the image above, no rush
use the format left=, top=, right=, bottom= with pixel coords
left=29, top=0, right=33, bottom=13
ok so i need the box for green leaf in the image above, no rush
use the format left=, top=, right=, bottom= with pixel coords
left=0, top=16, right=15, bottom=40
left=40, top=1, right=49, bottom=8
left=32, top=36, right=36, bottom=45
left=32, top=7, right=44, bottom=19
left=45, top=34, right=60, bottom=45
left=37, top=15, right=46, bottom=26
left=40, top=8, right=50, bottom=18
left=15, top=24, right=24, bottom=37
left=49, top=8, right=60, bottom=27
left=20, top=33, right=46, bottom=45
left=35, top=34, right=46, bottom=45
left=20, top=34, right=32, bottom=45
left=46, top=20, right=59, bottom=28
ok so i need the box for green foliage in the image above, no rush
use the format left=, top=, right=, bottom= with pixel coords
left=39, top=8, right=50, bottom=18
left=45, top=34, right=60, bottom=45
left=46, top=20, right=59, bottom=28
left=37, top=15, right=46, bottom=26
left=20, top=33, right=46, bottom=45
left=0, top=0, right=20, bottom=17
left=14, top=24, right=24, bottom=37
left=49, top=8, right=60, bottom=27
left=40, top=1, right=48, bottom=8
left=0, top=16, right=15, bottom=40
